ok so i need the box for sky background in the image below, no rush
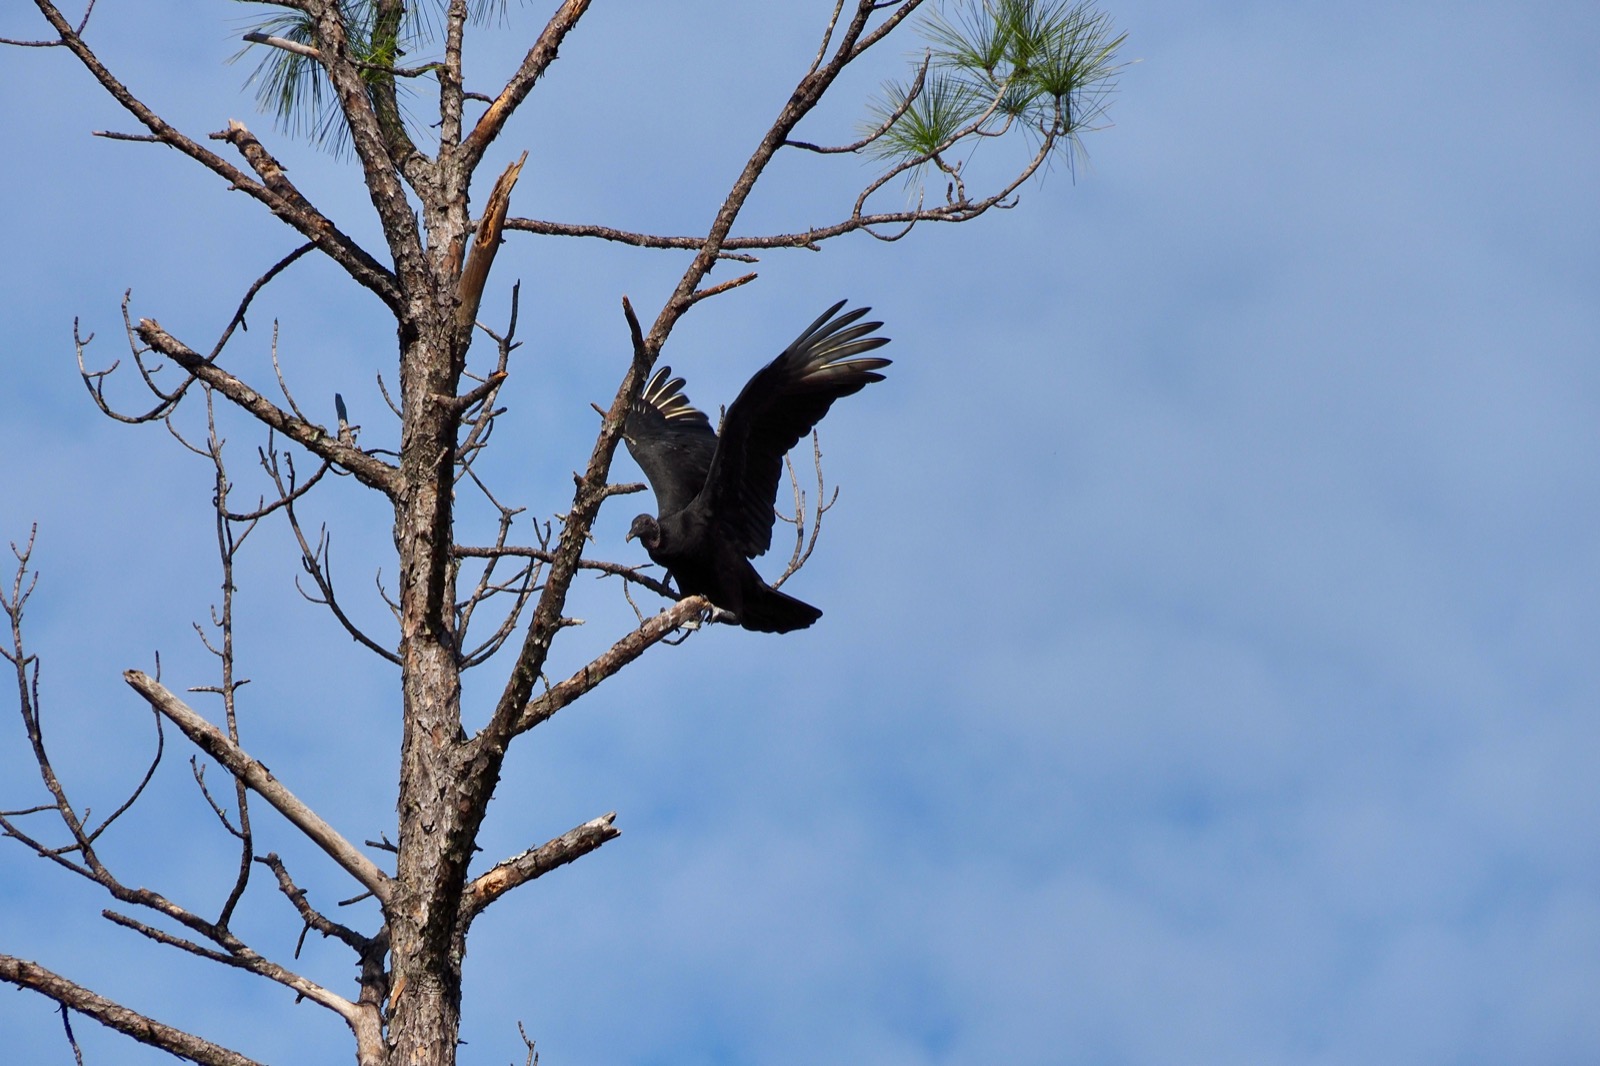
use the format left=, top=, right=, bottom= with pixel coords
left=2, top=2, right=1598, bottom=1063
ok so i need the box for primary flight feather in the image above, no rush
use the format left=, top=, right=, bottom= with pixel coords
left=623, top=300, right=891, bottom=633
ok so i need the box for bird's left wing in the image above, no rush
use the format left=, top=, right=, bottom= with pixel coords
left=622, top=367, right=718, bottom=517
left=702, top=301, right=890, bottom=558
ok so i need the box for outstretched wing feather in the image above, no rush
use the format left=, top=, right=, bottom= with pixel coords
left=702, top=301, right=890, bottom=558
left=622, top=366, right=718, bottom=517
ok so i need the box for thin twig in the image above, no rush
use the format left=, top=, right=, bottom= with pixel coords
left=786, top=52, right=930, bottom=154
left=59, top=1003, right=85, bottom=1066
left=255, top=852, right=372, bottom=954
left=453, top=544, right=674, bottom=599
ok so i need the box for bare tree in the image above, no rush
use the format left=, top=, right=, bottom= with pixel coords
left=1, top=2, right=1125, bottom=1063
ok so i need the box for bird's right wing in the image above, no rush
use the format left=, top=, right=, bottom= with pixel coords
left=703, top=301, right=890, bottom=558
left=622, top=367, right=718, bottom=517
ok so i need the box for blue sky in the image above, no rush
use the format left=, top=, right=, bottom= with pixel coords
left=2, top=2, right=1598, bottom=1063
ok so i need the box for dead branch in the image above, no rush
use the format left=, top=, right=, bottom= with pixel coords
left=455, top=153, right=527, bottom=340
left=135, top=319, right=400, bottom=495
left=455, top=281, right=520, bottom=489
left=5, top=819, right=358, bottom=1021
left=74, top=302, right=193, bottom=425
left=82, top=708, right=164, bottom=846
left=99, top=910, right=249, bottom=971
left=96, top=907, right=362, bottom=1024
left=239, top=26, right=446, bottom=80
left=461, top=812, right=620, bottom=924
left=221, top=444, right=331, bottom=523
left=0, top=536, right=166, bottom=856
left=508, top=596, right=708, bottom=736
left=0, top=0, right=96, bottom=48
left=505, top=193, right=1025, bottom=253
left=256, top=852, right=374, bottom=955
left=121, top=670, right=393, bottom=904
left=23, top=3, right=400, bottom=307
left=0, top=657, right=357, bottom=1032
left=807, top=0, right=850, bottom=76
left=501, top=219, right=761, bottom=261
left=59, top=1002, right=85, bottom=1066
left=455, top=502, right=542, bottom=670
left=199, top=400, right=256, bottom=928
left=460, top=0, right=594, bottom=172
left=774, top=432, right=839, bottom=589
left=0, top=955, right=263, bottom=1066
left=266, top=321, right=314, bottom=424
left=848, top=0, right=928, bottom=58
left=518, top=1022, right=541, bottom=1066
left=289, top=534, right=400, bottom=662
left=241, top=31, right=320, bottom=60
left=2, top=530, right=105, bottom=879
left=191, top=759, right=244, bottom=837
left=438, top=0, right=469, bottom=152
left=454, top=544, right=675, bottom=600
left=263, top=448, right=402, bottom=664
left=459, top=579, right=542, bottom=669
left=688, top=271, right=760, bottom=307
left=786, top=52, right=931, bottom=154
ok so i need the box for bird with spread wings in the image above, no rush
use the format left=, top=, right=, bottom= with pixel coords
left=623, top=301, right=891, bottom=632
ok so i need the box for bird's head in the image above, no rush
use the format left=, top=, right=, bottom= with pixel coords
left=625, top=514, right=661, bottom=550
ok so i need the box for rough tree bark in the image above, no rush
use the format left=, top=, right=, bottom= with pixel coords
left=1, top=2, right=1124, bottom=1062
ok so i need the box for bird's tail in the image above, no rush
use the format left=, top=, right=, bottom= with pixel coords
left=738, top=584, right=823, bottom=633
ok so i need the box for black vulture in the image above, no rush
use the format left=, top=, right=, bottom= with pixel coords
left=622, top=300, right=891, bottom=632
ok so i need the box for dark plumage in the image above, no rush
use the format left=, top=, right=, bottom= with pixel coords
left=623, top=300, right=891, bottom=632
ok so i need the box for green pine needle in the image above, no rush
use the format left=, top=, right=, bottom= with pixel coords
left=231, top=0, right=468, bottom=156
left=865, top=0, right=1127, bottom=179
left=866, top=71, right=986, bottom=163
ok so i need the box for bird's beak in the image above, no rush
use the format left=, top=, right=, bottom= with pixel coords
left=624, top=529, right=636, bottom=543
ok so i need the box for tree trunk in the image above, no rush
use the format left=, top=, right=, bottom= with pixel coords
left=390, top=311, right=469, bottom=1063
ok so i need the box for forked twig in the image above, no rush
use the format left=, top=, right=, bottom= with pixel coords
left=774, top=432, right=839, bottom=588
